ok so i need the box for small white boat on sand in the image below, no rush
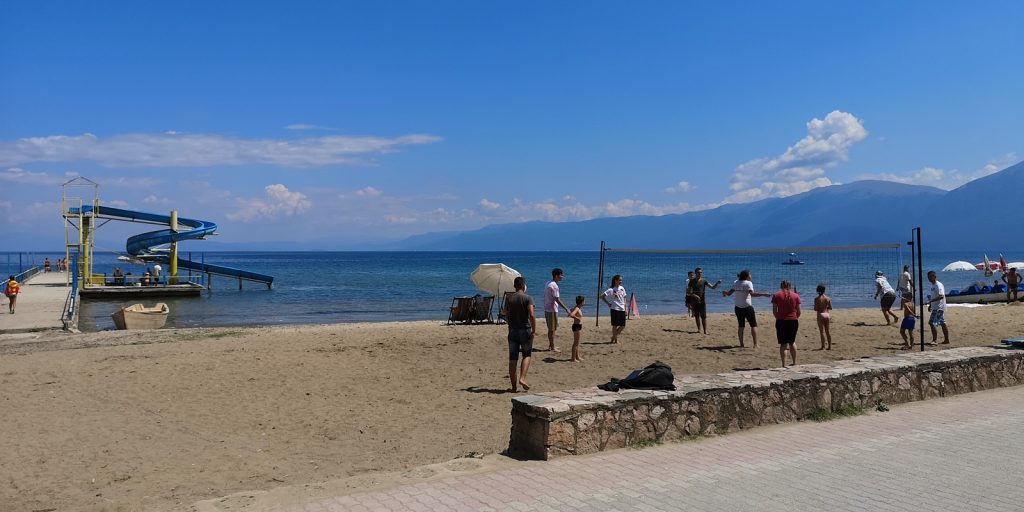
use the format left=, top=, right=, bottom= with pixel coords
left=112, top=303, right=169, bottom=330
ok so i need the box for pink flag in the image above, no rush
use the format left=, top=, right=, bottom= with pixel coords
left=629, top=293, right=640, bottom=317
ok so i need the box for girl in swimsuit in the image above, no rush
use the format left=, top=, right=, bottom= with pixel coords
left=569, top=295, right=585, bottom=362
left=814, top=284, right=833, bottom=350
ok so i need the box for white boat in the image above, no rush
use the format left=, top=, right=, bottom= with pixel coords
left=111, top=303, right=169, bottom=330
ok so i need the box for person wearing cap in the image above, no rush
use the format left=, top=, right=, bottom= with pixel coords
left=873, top=271, right=899, bottom=326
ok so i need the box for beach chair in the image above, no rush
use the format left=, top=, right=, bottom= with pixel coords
left=447, top=296, right=474, bottom=325
left=472, top=295, right=495, bottom=324
left=497, top=291, right=516, bottom=324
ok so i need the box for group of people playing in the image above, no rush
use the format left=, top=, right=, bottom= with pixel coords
left=504, top=263, right=959, bottom=390
left=503, top=268, right=629, bottom=391
left=42, top=258, right=67, bottom=273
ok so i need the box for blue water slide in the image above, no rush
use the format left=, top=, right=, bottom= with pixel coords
left=71, top=205, right=274, bottom=285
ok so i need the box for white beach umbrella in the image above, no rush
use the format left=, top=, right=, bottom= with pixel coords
left=942, top=261, right=976, bottom=272
left=470, top=263, right=521, bottom=297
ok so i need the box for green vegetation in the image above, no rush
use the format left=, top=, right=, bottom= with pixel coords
left=806, top=404, right=867, bottom=422
left=628, top=438, right=662, bottom=449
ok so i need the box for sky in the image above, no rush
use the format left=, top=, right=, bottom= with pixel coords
left=2, top=1, right=1022, bottom=249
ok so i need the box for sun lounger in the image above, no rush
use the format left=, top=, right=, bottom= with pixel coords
left=497, top=291, right=516, bottom=324
left=472, top=295, right=495, bottom=324
left=447, top=296, right=474, bottom=325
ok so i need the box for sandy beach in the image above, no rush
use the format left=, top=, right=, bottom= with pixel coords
left=1, top=303, right=1020, bottom=511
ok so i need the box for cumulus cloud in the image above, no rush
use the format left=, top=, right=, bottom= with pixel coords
left=858, top=154, right=1020, bottom=190
left=725, top=111, right=867, bottom=203
left=664, top=181, right=695, bottom=194
left=142, top=194, right=172, bottom=206
left=227, top=184, right=312, bottom=222
left=354, top=186, right=382, bottom=198
left=0, top=132, right=442, bottom=168
left=479, top=198, right=501, bottom=210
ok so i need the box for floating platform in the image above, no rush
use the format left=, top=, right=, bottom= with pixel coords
left=78, top=283, right=203, bottom=298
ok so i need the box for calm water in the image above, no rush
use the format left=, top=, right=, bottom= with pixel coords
left=2, top=249, right=1015, bottom=332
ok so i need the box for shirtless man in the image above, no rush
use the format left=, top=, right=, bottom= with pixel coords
left=1002, top=267, right=1022, bottom=303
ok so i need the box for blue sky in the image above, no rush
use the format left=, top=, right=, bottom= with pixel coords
left=2, top=1, right=1022, bottom=249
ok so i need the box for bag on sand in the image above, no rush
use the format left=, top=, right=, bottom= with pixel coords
left=598, top=361, right=676, bottom=392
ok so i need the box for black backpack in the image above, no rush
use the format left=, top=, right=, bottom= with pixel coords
left=598, top=361, right=676, bottom=391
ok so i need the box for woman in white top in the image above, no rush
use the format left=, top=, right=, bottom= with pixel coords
left=600, top=274, right=627, bottom=344
left=722, top=269, right=771, bottom=348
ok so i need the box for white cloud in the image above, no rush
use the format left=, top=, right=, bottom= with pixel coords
left=0, top=200, right=62, bottom=225
left=479, top=198, right=501, bottom=210
left=725, top=110, right=867, bottom=203
left=0, top=167, right=71, bottom=185
left=227, top=184, right=312, bottom=222
left=142, top=194, right=172, bottom=206
left=284, top=124, right=335, bottom=131
left=0, top=132, right=442, bottom=168
left=354, top=186, right=382, bottom=198
left=664, top=181, right=695, bottom=193
left=858, top=153, right=1020, bottom=190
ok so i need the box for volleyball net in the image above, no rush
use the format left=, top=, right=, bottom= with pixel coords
left=594, top=241, right=907, bottom=323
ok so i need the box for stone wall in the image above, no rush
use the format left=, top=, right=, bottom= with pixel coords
left=508, top=347, right=1024, bottom=460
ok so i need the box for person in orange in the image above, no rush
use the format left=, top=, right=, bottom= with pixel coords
left=4, top=275, right=20, bottom=314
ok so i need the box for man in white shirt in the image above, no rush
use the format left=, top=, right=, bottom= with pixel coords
left=897, top=265, right=913, bottom=298
left=722, top=269, right=770, bottom=348
left=874, top=271, right=899, bottom=326
left=925, top=270, right=950, bottom=344
left=543, top=268, right=571, bottom=353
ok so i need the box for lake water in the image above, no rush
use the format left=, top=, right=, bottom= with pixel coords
left=2, top=249, right=1015, bottom=332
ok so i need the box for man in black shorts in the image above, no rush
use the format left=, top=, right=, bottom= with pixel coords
left=688, top=267, right=721, bottom=334
left=505, top=276, right=536, bottom=392
left=1002, top=267, right=1022, bottom=302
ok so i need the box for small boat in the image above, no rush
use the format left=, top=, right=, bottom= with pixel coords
left=112, top=303, right=169, bottom=330
left=782, top=253, right=804, bottom=265
left=945, top=284, right=1018, bottom=304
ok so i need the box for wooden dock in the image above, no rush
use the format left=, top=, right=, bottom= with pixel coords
left=78, top=282, right=203, bottom=298
left=0, top=271, right=71, bottom=333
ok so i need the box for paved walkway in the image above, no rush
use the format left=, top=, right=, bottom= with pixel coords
left=0, top=271, right=70, bottom=332
left=279, top=385, right=1024, bottom=511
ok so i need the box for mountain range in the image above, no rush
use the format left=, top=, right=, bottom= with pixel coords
left=393, top=160, right=1024, bottom=251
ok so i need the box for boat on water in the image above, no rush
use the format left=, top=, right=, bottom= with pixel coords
left=782, top=253, right=804, bottom=265
left=111, top=303, right=170, bottom=330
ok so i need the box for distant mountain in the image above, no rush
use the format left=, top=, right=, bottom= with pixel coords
left=395, top=161, right=1024, bottom=251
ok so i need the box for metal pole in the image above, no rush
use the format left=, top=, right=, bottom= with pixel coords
left=596, top=241, right=606, bottom=326
left=915, top=227, right=925, bottom=352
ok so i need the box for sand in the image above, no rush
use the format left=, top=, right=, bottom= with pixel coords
left=0, top=303, right=1020, bottom=511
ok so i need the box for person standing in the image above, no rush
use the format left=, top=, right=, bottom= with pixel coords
left=772, top=280, right=801, bottom=367
left=898, top=265, right=913, bottom=298
left=926, top=270, right=950, bottom=344
left=899, top=292, right=917, bottom=350
left=543, top=268, right=571, bottom=352
left=505, top=276, right=536, bottom=393
left=600, top=274, right=627, bottom=344
left=722, top=270, right=770, bottom=348
left=684, top=271, right=696, bottom=318
left=874, top=271, right=899, bottom=326
left=4, top=275, right=20, bottom=314
left=688, top=267, right=721, bottom=335
left=1001, top=267, right=1021, bottom=302
left=814, top=284, right=833, bottom=350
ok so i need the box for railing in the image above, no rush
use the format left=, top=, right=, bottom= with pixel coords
left=14, top=266, right=40, bottom=283
left=63, top=253, right=79, bottom=331
left=85, top=273, right=203, bottom=287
